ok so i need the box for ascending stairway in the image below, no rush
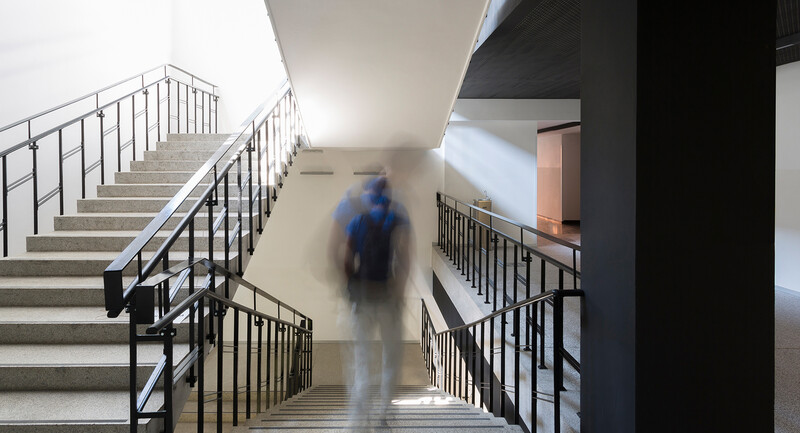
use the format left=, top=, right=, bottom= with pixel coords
left=239, top=385, right=524, bottom=432
left=0, top=134, right=256, bottom=433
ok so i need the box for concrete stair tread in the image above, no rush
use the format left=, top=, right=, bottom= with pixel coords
left=0, top=276, right=106, bottom=288
left=0, top=390, right=163, bottom=422
left=32, top=230, right=243, bottom=238
left=0, top=343, right=189, bottom=366
left=0, top=306, right=128, bottom=323
left=167, top=134, right=230, bottom=141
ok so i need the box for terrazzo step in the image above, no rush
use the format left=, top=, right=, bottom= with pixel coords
left=97, top=184, right=250, bottom=198
left=143, top=150, right=219, bottom=161
left=55, top=212, right=257, bottom=231
left=77, top=197, right=261, bottom=213
left=130, top=159, right=213, bottom=172
left=242, top=386, right=523, bottom=432
left=0, top=276, right=223, bottom=307
left=0, top=251, right=240, bottom=277
left=114, top=171, right=216, bottom=185
left=156, top=141, right=228, bottom=152
left=0, top=306, right=195, bottom=344
left=27, top=230, right=248, bottom=252
left=0, top=390, right=163, bottom=433
left=167, top=134, right=231, bottom=142
left=0, top=343, right=190, bottom=391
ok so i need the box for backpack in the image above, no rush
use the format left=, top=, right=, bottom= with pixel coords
left=355, top=211, right=396, bottom=281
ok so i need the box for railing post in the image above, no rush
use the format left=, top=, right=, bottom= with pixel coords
left=30, top=142, right=38, bottom=235
left=97, top=110, right=105, bottom=185
left=233, top=311, right=239, bottom=426
left=116, top=101, right=121, bottom=173
left=1, top=155, right=7, bottom=257
left=129, top=295, right=138, bottom=433
left=553, top=290, right=564, bottom=432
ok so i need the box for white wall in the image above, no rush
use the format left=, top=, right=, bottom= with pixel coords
left=561, top=133, right=581, bottom=220
left=537, top=134, right=562, bottom=221
left=240, top=148, right=444, bottom=341
left=0, top=0, right=286, bottom=256
left=0, top=1, right=172, bottom=132
left=776, top=61, right=800, bottom=294
left=171, top=0, right=286, bottom=132
left=537, top=131, right=581, bottom=222
left=442, top=99, right=579, bottom=234
left=0, top=1, right=173, bottom=255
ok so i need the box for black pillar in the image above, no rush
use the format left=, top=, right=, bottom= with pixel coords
left=581, top=2, right=775, bottom=432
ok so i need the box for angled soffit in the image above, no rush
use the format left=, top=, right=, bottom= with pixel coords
left=265, top=0, right=490, bottom=149
left=459, top=0, right=581, bottom=99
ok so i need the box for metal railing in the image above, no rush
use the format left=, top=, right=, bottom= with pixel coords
left=421, top=290, right=582, bottom=433
left=437, top=192, right=580, bottom=361
left=100, top=79, right=306, bottom=432
left=133, top=258, right=312, bottom=433
left=0, top=64, right=218, bottom=257
left=430, top=192, right=583, bottom=431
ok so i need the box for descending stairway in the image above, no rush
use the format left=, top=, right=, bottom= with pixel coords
left=238, top=385, right=524, bottom=432
left=0, top=134, right=262, bottom=433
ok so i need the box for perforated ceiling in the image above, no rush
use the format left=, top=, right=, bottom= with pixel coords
left=460, top=0, right=794, bottom=99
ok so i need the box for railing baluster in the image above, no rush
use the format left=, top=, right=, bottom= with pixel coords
left=539, top=259, right=546, bottom=369
left=247, top=313, right=252, bottom=419
left=2, top=155, right=7, bottom=257
left=58, top=130, right=64, bottom=215
left=116, top=101, right=121, bottom=172
left=217, top=300, right=224, bottom=433
left=257, top=316, right=263, bottom=413
left=233, top=311, right=239, bottom=426
left=31, top=142, right=38, bottom=235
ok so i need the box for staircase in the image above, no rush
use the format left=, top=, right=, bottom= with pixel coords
left=237, top=385, right=524, bottom=432
left=0, top=134, right=257, bottom=433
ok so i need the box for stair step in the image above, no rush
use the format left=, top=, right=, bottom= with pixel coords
left=97, top=183, right=251, bottom=198
left=130, top=160, right=213, bottom=172
left=27, top=230, right=248, bottom=253
left=0, top=343, right=190, bottom=391
left=0, top=251, right=239, bottom=277
left=0, top=307, right=196, bottom=344
left=0, top=276, right=222, bottom=307
left=0, top=390, right=161, bottom=433
left=167, top=133, right=230, bottom=142
left=156, top=141, right=227, bottom=152
left=115, top=171, right=215, bottom=184
left=143, top=150, right=219, bottom=161
left=77, top=197, right=262, bottom=213
left=55, top=212, right=257, bottom=231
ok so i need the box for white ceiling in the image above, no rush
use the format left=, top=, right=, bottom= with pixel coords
left=265, top=0, right=490, bottom=149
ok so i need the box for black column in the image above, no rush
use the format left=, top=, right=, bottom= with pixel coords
left=581, top=2, right=775, bottom=432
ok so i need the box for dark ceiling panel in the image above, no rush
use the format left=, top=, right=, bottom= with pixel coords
left=461, top=0, right=792, bottom=99
left=459, top=0, right=580, bottom=99
left=777, top=0, right=800, bottom=66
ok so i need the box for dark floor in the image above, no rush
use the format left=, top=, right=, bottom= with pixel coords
left=537, top=216, right=798, bottom=431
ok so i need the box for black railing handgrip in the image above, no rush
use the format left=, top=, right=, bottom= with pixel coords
left=0, top=64, right=170, bottom=135
left=205, top=290, right=310, bottom=332
left=147, top=287, right=210, bottom=334
left=433, top=291, right=555, bottom=337
left=142, top=259, right=309, bottom=334
left=198, top=258, right=308, bottom=321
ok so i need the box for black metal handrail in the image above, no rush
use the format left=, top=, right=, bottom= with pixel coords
left=0, top=64, right=216, bottom=136
left=128, top=258, right=312, bottom=433
left=0, top=64, right=219, bottom=257
left=421, top=290, right=583, bottom=433
left=431, top=192, right=584, bottom=432
left=103, top=80, right=293, bottom=317
left=93, top=76, right=305, bottom=433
